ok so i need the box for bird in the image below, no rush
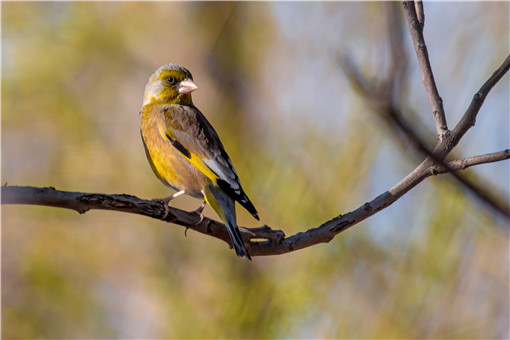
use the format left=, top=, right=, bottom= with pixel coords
left=140, top=63, right=259, bottom=260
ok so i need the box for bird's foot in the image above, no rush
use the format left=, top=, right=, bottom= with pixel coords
left=159, top=190, right=185, bottom=219
left=193, top=200, right=206, bottom=225
left=185, top=200, right=207, bottom=237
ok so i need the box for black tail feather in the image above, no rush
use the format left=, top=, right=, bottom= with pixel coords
left=225, top=219, right=252, bottom=260
left=206, top=184, right=252, bottom=260
left=216, top=179, right=259, bottom=221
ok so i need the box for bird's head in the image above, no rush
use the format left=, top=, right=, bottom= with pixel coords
left=143, top=64, right=198, bottom=106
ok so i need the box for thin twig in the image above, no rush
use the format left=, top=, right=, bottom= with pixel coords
left=448, top=54, right=510, bottom=152
left=437, top=149, right=510, bottom=173
left=340, top=55, right=510, bottom=218
left=415, top=1, right=425, bottom=27
left=339, top=8, right=510, bottom=219
left=403, top=1, right=448, bottom=139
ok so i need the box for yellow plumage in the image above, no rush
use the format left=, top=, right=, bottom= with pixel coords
left=140, top=64, right=259, bottom=260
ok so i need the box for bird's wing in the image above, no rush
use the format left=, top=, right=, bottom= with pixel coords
left=161, top=104, right=259, bottom=220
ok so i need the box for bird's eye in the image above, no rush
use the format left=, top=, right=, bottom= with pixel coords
left=167, top=77, right=176, bottom=84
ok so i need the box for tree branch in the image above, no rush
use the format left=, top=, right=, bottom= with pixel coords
left=403, top=1, right=449, bottom=139
left=436, top=149, right=510, bottom=173
left=415, top=0, right=425, bottom=27
left=340, top=2, right=510, bottom=219
left=448, top=54, right=510, bottom=152
left=3, top=140, right=508, bottom=259
left=0, top=185, right=286, bottom=252
left=341, top=54, right=510, bottom=218
left=2, top=2, right=509, bottom=258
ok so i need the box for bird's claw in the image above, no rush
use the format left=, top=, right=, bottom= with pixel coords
left=193, top=201, right=206, bottom=225
left=158, top=190, right=186, bottom=220
left=184, top=201, right=206, bottom=237
left=161, top=201, right=171, bottom=219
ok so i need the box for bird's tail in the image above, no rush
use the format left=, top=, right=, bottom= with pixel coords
left=204, top=184, right=251, bottom=260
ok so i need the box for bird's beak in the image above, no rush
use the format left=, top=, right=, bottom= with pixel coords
left=178, top=79, right=198, bottom=94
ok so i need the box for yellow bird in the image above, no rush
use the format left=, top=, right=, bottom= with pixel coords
left=140, top=64, right=259, bottom=260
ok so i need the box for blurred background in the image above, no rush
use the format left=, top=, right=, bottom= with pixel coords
left=2, top=2, right=508, bottom=338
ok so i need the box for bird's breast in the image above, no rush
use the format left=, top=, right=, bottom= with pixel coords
left=140, top=105, right=207, bottom=199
